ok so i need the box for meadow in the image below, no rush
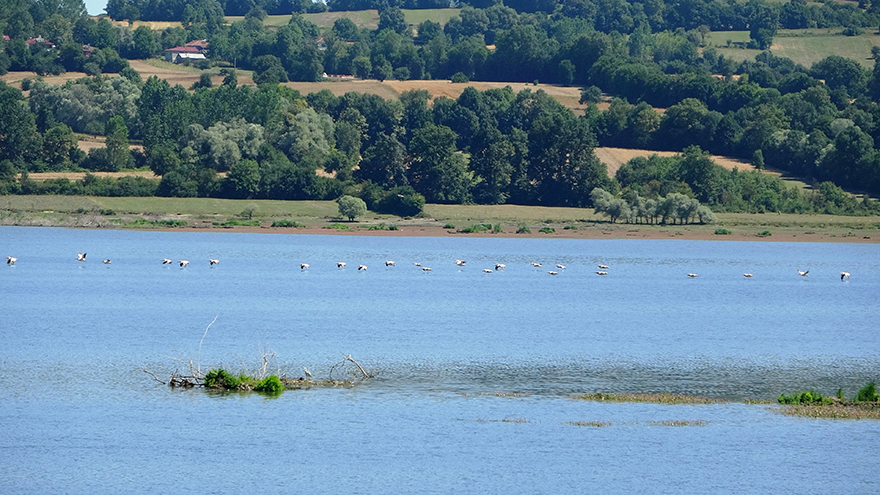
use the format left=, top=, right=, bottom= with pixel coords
left=704, top=28, right=880, bottom=68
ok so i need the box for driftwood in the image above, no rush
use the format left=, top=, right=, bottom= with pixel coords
left=329, top=354, right=372, bottom=381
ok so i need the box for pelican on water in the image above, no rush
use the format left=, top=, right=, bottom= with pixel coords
left=530, top=262, right=542, bottom=268
left=556, top=264, right=566, bottom=269
left=455, top=259, right=466, bottom=266
left=102, top=259, right=111, bottom=265
left=77, top=253, right=87, bottom=262
left=385, top=260, right=395, bottom=266
left=412, top=262, right=422, bottom=267
left=494, top=263, right=506, bottom=271
left=597, top=264, right=609, bottom=269
left=422, top=266, right=432, bottom=272
left=300, top=263, right=310, bottom=270
left=798, top=270, right=809, bottom=277
left=688, top=273, right=698, bottom=278
left=483, top=268, right=493, bottom=273
left=548, top=271, right=558, bottom=276
left=743, top=273, right=753, bottom=278
left=596, top=271, right=607, bottom=276
left=179, top=260, right=189, bottom=268
left=840, top=271, right=850, bottom=281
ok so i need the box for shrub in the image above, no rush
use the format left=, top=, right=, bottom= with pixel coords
left=271, top=219, right=305, bottom=228
left=324, top=223, right=350, bottom=230
left=516, top=225, right=531, bottom=234
left=368, top=222, right=398, bottom=230
left=714, top=228, right=732, bottom=235
left=856, top=382, right=879, bottom=402
left=213, top=220, right=260, bottom=227
left=450, top=72, right=469, bottom=83
left=492, top=224, right=503, bottom=233
left=563, top=225, right=578, bottom=230
left=539, top=227, right=556, bottom=234
left=778, top=390, right=832, bottom=405
left=757, top=230, right=771, bottom=237
left=443, top=223, right=455, bottom=229
left=458, top=223, right=491, bottom=233
left=254, top=375, right=284, bottom=395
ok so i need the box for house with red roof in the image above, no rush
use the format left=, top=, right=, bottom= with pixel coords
left=184, top=39, right=209, bottom=52
left=164, top=46, right=206, bottom=63
left=25, top=36, right=55, bottom=49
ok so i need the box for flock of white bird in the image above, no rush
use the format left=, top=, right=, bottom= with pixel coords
left=3, top=255, right=852, bottom=280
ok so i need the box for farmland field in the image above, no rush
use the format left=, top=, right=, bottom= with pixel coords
left=704, top=29, right=880, bottom=68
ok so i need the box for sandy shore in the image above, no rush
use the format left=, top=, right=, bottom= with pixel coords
left=161, top=222, right=879, bottom=244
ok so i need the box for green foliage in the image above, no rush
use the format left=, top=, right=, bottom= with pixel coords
left=492, top=224, right=503, bottom=233
left=563, top=225, right=578, bottom=230
left=337, top=194, right=368, bottom=221
left=450, top=72, right=469, bottom=83
left=778, top=390, right=833, bottom=405
left=856, top=382, right=879, bottom=402
left=457, top=223, right=491, bottom=233
left=368, top=222, right=398, bottom=230
left=254, top=375, right=284, bottom=395
left=538, top=227, right=555, bottom=233
left=125, top=219, right=187, bottom=227
left=271, top=219, right=305, bottom=227
left=714, top=228, right=732, bottom=235
left=213, top=219, right=260, bottom=227
left=516, top=225, right=531, bottom=234
left=757, top=230, right=772, bottom=237
left=442, top=223, right=455, bottom=229
left=325, top=223, right=350, bottom=230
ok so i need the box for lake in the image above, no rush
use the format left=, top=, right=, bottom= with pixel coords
left=1, top=226, right=878, bottom=493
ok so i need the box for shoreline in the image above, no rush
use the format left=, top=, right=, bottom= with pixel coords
left=5, top=219, right=876, bottom=243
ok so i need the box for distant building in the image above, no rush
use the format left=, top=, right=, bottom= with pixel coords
left=82, top=44, right=95, bottom=57
left=164, top=46, right=206, bottom=63
left=2, top=35, right=10, bottom=42
left=25, top=36, right=55, bottom=49
left=184, top=39, right=209, bottom=52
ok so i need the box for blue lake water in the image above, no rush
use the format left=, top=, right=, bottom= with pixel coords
left=1, top=226, right=879, bottom=493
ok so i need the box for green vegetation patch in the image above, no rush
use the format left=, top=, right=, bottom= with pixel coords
left=213, top=220, right=260, bottom=227
left=714, top=228, right=732, bottom=235
left=566, top=420, right=612, bottom=427
left=324, top=223, right=350, bottom=230
left=648, top=420, right=709, bottom=427
left=539, top=227, right=556, bottom=234
left=457, top=223, right=492, bottom=233
left=271, top=219, right=306, bottom=228
left=367, top=222, right=399, bottom=230
left=575, top=392, right=726, bottom=405
left=125, top=219, right=187, bottom=228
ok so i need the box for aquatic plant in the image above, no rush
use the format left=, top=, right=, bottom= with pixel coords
left=566, top=421, right=611, bottom=427
left=777, top=390, right=832, bottom=405
left=254, top=375, right=284, bottom=395
left=574, top=393, right=725, bottom=405
left=856, top=382, right=878, bottom=402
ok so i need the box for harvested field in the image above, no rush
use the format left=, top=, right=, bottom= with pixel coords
left=595, top=147, right=756, bottom=176
left=22, top=171, right=158, bottom=181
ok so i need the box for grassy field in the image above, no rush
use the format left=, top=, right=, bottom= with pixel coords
left=705, top=28, right=880, bottom=68
left=2, top=195, right=878, bottom=240
left=223, top=8, right=461, bottom=31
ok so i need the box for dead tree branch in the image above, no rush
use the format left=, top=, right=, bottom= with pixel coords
left=330, top=354, right=372, bottom=380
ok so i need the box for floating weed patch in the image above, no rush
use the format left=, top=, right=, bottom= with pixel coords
left=574, top=393, right=726, bottom=405
left=567, top=420, right=611, bottom=427
left=271, top=219, right=305, bottom=228
left=324, top=223, right=350, bottom=230
left=777, top=403, right=880, bottom=420
left=649, top=420, right=708, bottom=427
left=492, top=391, right=528, bottom=398
left=502, top=417, right=529, bottom=424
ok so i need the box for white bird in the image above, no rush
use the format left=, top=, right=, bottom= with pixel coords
left=77, top=252, right=87, bottom=262
left=597, top=264, right=609, bottom=269
left=548, top=270, right=558, bottom=276
left=841, top=271, right=850, bottom=281
left=385, top=260, right=395, bottom=266
left=358, top=264, right=367, bottom=271
left=337, top=262, right=346, bottom=268
left=162, top=258, right=173, bottom=265
left=179, top=260, right=189, bottom=268
left=482, top=268, right=493, bottom=273
left=303, top=366, right=312, bottom=379
left=688, top=273, right=698, bottom=278
left=209, top=259, right=219, bottom=266
left=556, top=264, right=566, bottom=269
left=102, top=259, right=111, bottom=265
left=6, top=256, right=16, bottom=266
left=494, top=263, right=506, bottom=271
left=743, top=273, right=753, bottom=278
left=422, top=266, right=432, bottom=272
left=596, top=271, right=607, bottom=276
left=530, top=262, right=542, bottom=268
left=412, top=262, right=422, bottom=267
left=300, top=263, right=310, bottom=270
left=455, top=259, right=466, bottom=266
left=798, top=270, right=809, bottom=277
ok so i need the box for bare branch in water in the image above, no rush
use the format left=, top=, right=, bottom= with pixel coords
left=330, top=354, right=372, bottom=380
left=197, top=315, right=218, bottom=379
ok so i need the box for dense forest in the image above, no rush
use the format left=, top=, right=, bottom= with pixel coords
left=2, top=0, right=880, bottom=217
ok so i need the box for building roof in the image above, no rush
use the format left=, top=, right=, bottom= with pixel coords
left=185, top=39, right=209, bottom=49
left=2, top=35, right=9, bottom=42
left=25, top=36, right=55, bottom=48
left=164, top=46, right=201, bottom=53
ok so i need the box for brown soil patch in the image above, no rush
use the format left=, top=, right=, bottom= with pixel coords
left=596, top=147, right=757, bottom=177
